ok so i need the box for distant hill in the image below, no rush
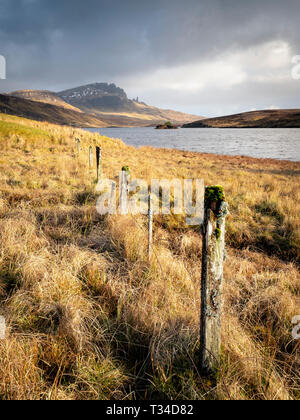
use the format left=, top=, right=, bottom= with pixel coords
left=0, top=94, right=107, bottom=128
left=183, top=109, right=300, bottom=128
left=7, top=83, right=202, bottom=127
left=10, top=90, right=83, bottom=113
left=57, top=83, right=203, bottom=126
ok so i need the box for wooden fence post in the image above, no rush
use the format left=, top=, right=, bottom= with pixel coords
left=200, top=185, right=228, bottom=372
left=119, top=166, right=130, bottom=215
left=75, top=138, right=81, bottom=154
left=110, top=181, right=116, bottom=214
left=0, top=315, right=6, bottom=340
left=96, top=146, right=102, bottom=181
left=148, top=194, right=153, bottom=262
left=89, top=146, right=93, bottom=168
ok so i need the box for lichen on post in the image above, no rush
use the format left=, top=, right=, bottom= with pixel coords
left=121, top=166, right=130, bottom=175
left=200, top=185, right=229, bottom=372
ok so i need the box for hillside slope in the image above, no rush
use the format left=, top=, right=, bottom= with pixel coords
left=0, top=94, right=107, bottom=128
left=58, top=83, right=203, bottom=126
left=0, top=113, right=299, bottom=400
left=6, top=84, right=202, bottom=127
left=183, top=109, right=300, bottom=128
left=10, top=90, right=83, bottom=113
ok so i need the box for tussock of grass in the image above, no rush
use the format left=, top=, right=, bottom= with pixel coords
left=0, top=113, right=299, bottom=400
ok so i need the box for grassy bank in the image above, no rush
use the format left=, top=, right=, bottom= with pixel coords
left=0, top=113, right=299, bottom=400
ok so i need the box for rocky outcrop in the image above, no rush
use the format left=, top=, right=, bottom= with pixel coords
left=155, top=122, right=179, bottom=129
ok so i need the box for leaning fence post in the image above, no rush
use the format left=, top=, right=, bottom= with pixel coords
left=148, top=194, right=153, bottom=262
left=200, top=185, right=229, bottom=372
left=96, top=146, right=102, bottom=181
left=89, top=146, right=93, bottom=168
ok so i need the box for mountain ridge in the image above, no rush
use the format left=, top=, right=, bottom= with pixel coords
left=9, top=83, right=203, bottom=127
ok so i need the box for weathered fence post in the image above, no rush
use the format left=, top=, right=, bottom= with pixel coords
left=0, top=315, right=6, bottom=340
left=110, top=181, right=117, bottom=214
left=75, top=138, right=81, bottom=154
left=148, top=194, right=153, bottom=262
left=119, top=166, right=130, bottom=215
left=89, top=146, right=93, bottom=168
left=200, top=185, right=228, bottom=372
left=96, top=146, right=102, bottom=181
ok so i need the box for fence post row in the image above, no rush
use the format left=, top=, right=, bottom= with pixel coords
left=200, top=186, right=228, bottom=372
left=96, top=146, right=102, bottom=181
left=91, top=149, right=227, bottom=374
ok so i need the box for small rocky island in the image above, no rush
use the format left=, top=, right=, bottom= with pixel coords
left=155, top=121, right=179, bottom=129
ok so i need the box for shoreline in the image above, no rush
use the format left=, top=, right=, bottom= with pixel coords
left=134, top=144, right=300, bottom=165
left=83, top=127, right=300, bottom=165
left=135, top=144, right=300, bottom=168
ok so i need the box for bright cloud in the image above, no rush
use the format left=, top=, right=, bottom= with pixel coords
left=122, top=40, right=293, bottom=97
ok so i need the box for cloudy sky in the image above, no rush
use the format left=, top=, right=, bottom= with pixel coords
left=0, top=0, right=300, bottom=117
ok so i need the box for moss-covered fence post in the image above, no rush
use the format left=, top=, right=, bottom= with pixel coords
left=96, top=146, right=102, bottom=181
left=200, top=185, right=229, bottom=372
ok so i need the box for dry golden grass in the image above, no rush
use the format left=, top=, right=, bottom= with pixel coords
left=0, top=113, right=299, bottom=400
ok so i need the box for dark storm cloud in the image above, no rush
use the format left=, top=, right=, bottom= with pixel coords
left=0, top=0, right=300, bottom=115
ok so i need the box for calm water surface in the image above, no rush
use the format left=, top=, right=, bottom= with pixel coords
left=86, top=127, right=300, bottom=162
